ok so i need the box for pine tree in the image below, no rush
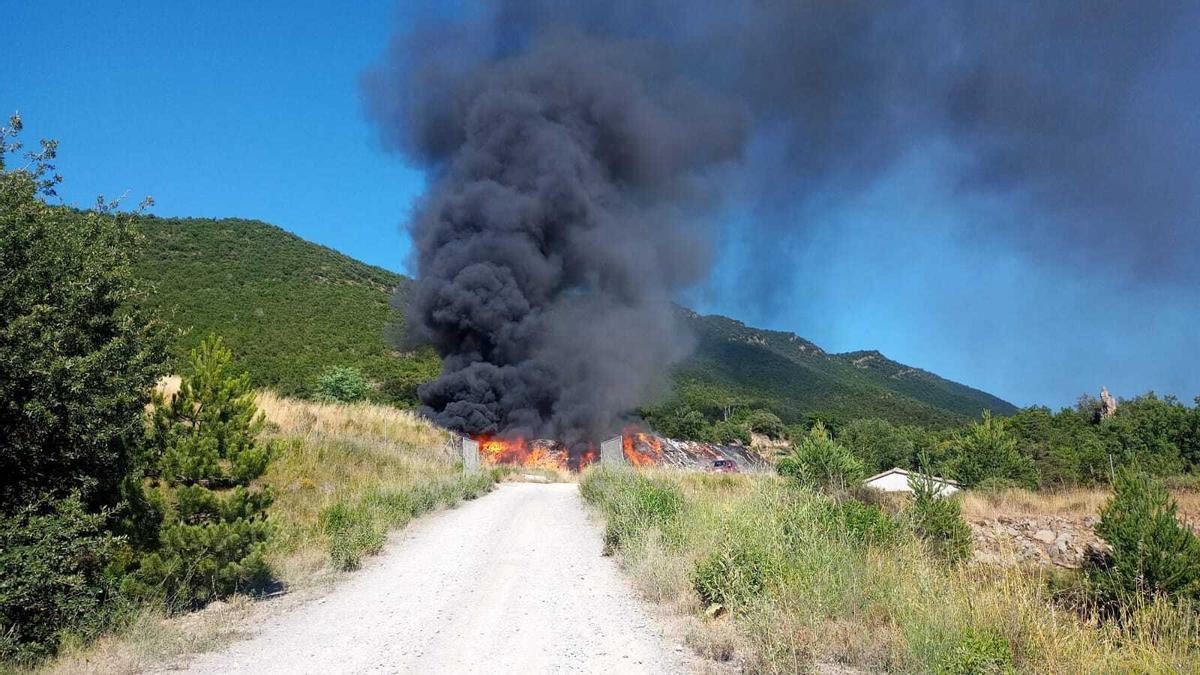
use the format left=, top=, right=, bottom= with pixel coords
left=132, top=335, right=274, bottom=607
left=1086, top=467, right=1200, bottom=612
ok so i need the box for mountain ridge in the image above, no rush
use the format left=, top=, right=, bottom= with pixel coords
left=131, top=215, right=1015, bottom=427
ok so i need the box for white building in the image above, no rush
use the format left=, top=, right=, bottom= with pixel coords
left=864, top=467, right=961, bottom=497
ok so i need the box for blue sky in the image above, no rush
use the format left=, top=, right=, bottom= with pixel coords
left=6, top=2, right=1196, bottom=409
left=5, top=1, right=427, bottom=271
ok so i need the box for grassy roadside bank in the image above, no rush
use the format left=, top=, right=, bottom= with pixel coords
left=580, top=467, right=1200, bottom=673
left=30, top=393, right=497, bottom=674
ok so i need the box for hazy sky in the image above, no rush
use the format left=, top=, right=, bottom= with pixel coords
left=6, top=1, right=1197, bottom=409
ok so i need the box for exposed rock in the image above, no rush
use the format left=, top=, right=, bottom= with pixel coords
left=969, top=515, right=1102, bottom=569
left=1100, top=386, right=1118, bottom=419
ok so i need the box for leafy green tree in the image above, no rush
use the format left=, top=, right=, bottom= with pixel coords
left=1085, top=468, right=1200, bottom=612
left=838, top=418, right=915, bottom=474
left=777, top=422, right=863, bottom=491
left=0, top=114, right=165, bottom=509
left=315, top=365, right=370, bottom=403
left=945, top=412, right=1038, bottom=489
left=746, top=409, right=785, bottom=439
left=641, top=403, right=709, bottom=441
left=1104, top=394, right=1189, bottom=476
left=0, top=117, right=165, bottom=659
left=707, top=420, right=752, bottom=445
left=133, top=335, right=274, bottom=607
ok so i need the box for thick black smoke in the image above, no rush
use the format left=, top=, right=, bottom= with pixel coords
left=365, top=1, right=1200, bottom=431
left=477, top=1, right=1200, bottom=285
left=364, top=32, right=744, bottom=442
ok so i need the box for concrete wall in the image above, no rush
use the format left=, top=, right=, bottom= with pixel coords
left=600, top=435, right=624, bottom=466
left=460, top=436, right=481, bottom=472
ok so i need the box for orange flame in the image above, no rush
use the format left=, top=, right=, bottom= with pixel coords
left=474, top=435, right=605, bottom=471
left=622, top=428, right=664, bottom=467
left=578, top=446, right=599, bottom=472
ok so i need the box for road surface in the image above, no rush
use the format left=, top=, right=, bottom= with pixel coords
left=178, top=482, right=694, bottom=674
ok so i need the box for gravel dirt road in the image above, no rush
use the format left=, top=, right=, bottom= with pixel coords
left=178, top=482, right=696, bottom=674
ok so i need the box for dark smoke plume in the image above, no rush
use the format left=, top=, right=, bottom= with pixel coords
left=365, top=32, right=744, bottom=442
left=365, top=1, right=1200, bottom=431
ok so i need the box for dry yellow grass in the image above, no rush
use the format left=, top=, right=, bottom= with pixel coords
left=960, top=485, right=1200, bottom=526
left=255, top=390, right=449, bottom=452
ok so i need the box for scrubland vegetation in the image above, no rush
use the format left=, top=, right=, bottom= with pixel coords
left=16, top=389, right=491, bottom=674
left=254, top=390, right=497, bottom=575
left=582, top=467, right=1200, bottom=673
left=0, top=118, right=492, bottom=669
left=673, top=392, right=1200, bottom=502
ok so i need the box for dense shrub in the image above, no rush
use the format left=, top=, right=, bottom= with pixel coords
left=692, top=540, right=782, bottom=610
left=777, top=422, right=863, bottom=491
left=0, top=116, right=165, bottom=508
left=0, top=498, right=118, bottom=662
left=315, top=366, right=370, bottom=403
left=838, top=418, right=917, bottom=475
left=1084, top=468, right=1200, bottom=612
left=746, top=409, right=785, bottom=439
left=906, top=470, right=972, bottom=564
left=579, top=469, right=684, bottom=554
left=817, top=498, right=902, bottom=545
left=131, top=336, right=275, bottom=607
left=0, top=118, right=165, bottom=660
left=707, top=420, right=752, bottom=445
left=933, top=628, right=1015, bottom=675
left=321, top=500, right=386, bottom=571
left=973, top=477, right=1026, bottom=493
left=945, top=412, right=1038, bottom=489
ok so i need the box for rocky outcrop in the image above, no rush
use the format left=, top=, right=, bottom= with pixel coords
left=1100, top=386, right=1118, bottom=419
left=969, top=515, right=1106, bottom=568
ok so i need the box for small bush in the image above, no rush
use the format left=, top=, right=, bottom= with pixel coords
left=907, top=471, right=972, bottom=564
left=1085, top=468, right=1200, bottom=612
left=692, top=539, right=783, bottom=610
left=817, top=498, right=902, bottom=545
left=0, top=498, right=118, bottom=662
left=315, top=366, right=370, bottom=403
left=320, top=500, right=386, bottom=571
left=934, top=628, right=1015, bottom=675
left=320, top=475, right=497, bottom=570
left=581, top=470, right=683, bottom=555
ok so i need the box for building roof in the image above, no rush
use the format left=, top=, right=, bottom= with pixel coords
left=864, top=467, right=960, bottom=486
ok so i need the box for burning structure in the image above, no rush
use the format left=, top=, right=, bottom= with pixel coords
left=452, top=430, right=766, bottom=473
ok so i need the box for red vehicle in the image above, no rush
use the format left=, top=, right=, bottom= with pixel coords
left=710, top=459, right=738, bottom=473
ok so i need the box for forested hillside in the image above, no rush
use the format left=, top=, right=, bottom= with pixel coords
left=672, top=311, right=1015, bottom=429
left=131, top=216, right=1013, bottom=425
left=132, top=216, right=438, bottom=404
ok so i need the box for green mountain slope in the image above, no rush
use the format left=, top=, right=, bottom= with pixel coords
left=132, top=216, right=438, bottom=403
left=832, top=350, right=1016, bottom=418
left=673, top=311, right=1016, bottom=429
left=131, top=216, right=1014, bottom=425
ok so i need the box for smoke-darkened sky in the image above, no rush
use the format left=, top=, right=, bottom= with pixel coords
left=7, top=1, right=1199, bottom=409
